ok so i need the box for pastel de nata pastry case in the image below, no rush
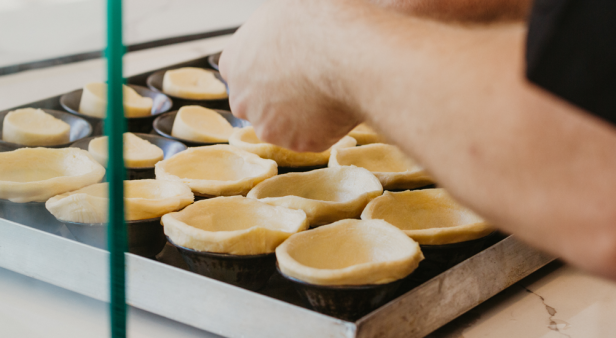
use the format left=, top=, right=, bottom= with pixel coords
left=0, top=1, right=554, bottom=338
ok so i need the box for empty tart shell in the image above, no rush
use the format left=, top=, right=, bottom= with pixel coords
left=348, top=123, right=383, bottom=145
left=46, top=179, right=194, bottom=224
left=0, top=147, right=105, bottom=203
left=155, top=144, right=277, bottom=197
left=329, top=143, right=434, bottom=190
left=162, top=196, right=308, bottom=255
left=276, top=219, right=424, bottom=285
left=361, top=189, right=493, bottom=245
left=247, top=166, right=383, bottom=226
left=229, top=126, right=357, bottom=167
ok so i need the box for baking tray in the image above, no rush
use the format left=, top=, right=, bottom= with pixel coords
left=0, top=53, right=555, bottom=338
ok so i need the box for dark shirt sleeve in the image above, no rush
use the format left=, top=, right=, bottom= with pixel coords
left=526, top=0, right=616, bottom=123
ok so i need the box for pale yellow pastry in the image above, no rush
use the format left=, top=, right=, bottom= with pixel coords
left=229, top=126, right=357, bottom=167
left=247, top=166, right=382, bottom=226
left=0, top=148, right=105, bottom=203
left=348, top=123, right=383, bottom=145
left=276, top=219, right=423, bottom=286
left=88, top=132, right=164, bottom=168
left=2, top=108, right=71, bottom=146
left=46, top=179, right=194, bottom=224
left=329, top=143, right=433, bottom=190
left=162, top=67, right=227, bottom=100
left=171, top=106, right=234, bottom=143
left=78, top=83, right=153, bottom=118
left=155, top=145, right=277, bottom=197
left=162, top=196, right=308, bottom=255
left=361, top=189, right=493, bottom=245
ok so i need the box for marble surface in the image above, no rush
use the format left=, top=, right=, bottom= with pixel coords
left=2, top=13, right=616, bottom=338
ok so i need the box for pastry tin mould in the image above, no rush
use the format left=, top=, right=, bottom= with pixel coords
left=0, top=55, right=555, bottom=338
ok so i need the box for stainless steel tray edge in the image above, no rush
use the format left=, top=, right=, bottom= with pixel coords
left=355, top=236, right=555, bottom=338
left=0, top=219, right=356, bottom=338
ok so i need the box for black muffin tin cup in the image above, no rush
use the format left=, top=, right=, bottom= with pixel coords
left=168, top=237, right=277, bottom=291
left=399, top=232, right=497, bottom=292
left=277, top=164, right=327, bottom=174
left=278, top=265, right=403, bottom=321
left=62, top=218, right=167, bottom=258
left=152, top=110, right=250, bottom=147
left=0, top=199, right=65, bottom=235
left=70, top=132, right=187, bottom=180
left=146, top=69, right=230, bottom=110
left=59, top=84, right=173, bottom=135
left=0, top=108, right=93, bottom=151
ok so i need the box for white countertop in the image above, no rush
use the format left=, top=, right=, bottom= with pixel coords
left=2, top=2, right=616, bottom=337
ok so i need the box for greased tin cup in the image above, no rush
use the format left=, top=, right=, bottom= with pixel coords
left=62, top=218, right=167, bottom=258
left=277, top=265, right=403, bottom=321
left=0, top=199, right=64, bottom=234
left=60, top=84, right=172, bottom=135
left=71, top=133, right=187, bottom=180
left=0, top=109, right=92, bottom=151
left=146, top=69, right=230, bottom=110
left=168, top=237, right=277, bottom=291
left=152, top=110, right=250, bottom=147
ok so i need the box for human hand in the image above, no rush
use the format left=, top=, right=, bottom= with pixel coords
left=219, top=0, right=363, bottom=152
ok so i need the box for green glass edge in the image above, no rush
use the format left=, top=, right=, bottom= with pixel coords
left=106, top=0, right=127, bottom=337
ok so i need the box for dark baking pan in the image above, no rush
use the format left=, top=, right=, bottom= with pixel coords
left=169, top=237, right=277, bottom=291
left=0, top=109, right=92, bottom=151
left=63, top=217, right=167, bottom=258
left=146, top=69, right=229, bottom=110
left=152, top=110, right=249, bottom=147
left=398, top=232, right=497, bottom=292
left=277, top=265, right=403, bottom=321
left=71, top=132, right=187, bottom=180
left=59, top=84, right=172, bottom=135
left=278, top=164, right=327, bottom=174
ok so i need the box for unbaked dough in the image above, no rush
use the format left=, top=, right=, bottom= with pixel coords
left=0, top=148, right=105, bottom=203
left=247, top=166, right=382, bottom=226
left=78, top=83, right=153, bottom=118
left=46, top=179, right=194, bottom=223
left=348, top=123, right=383, bottom=145
left=276, top=219, right=423, bottom=286
left=229, top=126, right=357, bottom=167
left=162, top=196, right=308, bottom=255
left=361, top=189, right=493, bottom=245
left=155, top=145, right=277, bottom=197
left=171, top=105, right=234, bottom=143
left=162, top=67, right=227, bottom=100
left=329, top=143, right=433, bottom=190
left=88, top=132, right=164, bottom=168
left=2, top=108, right=70, bottom=146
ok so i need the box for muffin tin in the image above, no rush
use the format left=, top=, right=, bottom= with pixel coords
left=0, top=52, right=555, bottom=338
left=146, top=69, right=229, bottom=110
left=70, top=132, right=187, bottom=180
left=152, top=110, right=250, bottom=147
left=60, top=84, right=172, bottom=134
left=0, top=108, right=92, bottom=151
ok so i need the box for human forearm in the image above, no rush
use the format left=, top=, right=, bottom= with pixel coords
left=328, top=10, right=616, bottom=278
left=368, top=0, right=533, bottom=22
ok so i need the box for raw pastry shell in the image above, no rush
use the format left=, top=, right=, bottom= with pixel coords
left=155, top=145, right=277, bottom=197
left=361, top=189, right=493, bottom=245
left=45, top=179, right=194, bottom=224
left=276, top=219, right=424, bottom=286
left=247, top=166, right=383, bottom=226
left=329, top=143, right=434, bottom=190
left=348, top=123, right=383, bottom=145
left=0, top=148, right=105, bottom=203
left=162, top=196, right=308, bottom=255
left=229, top=126, right=357, bottom=167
